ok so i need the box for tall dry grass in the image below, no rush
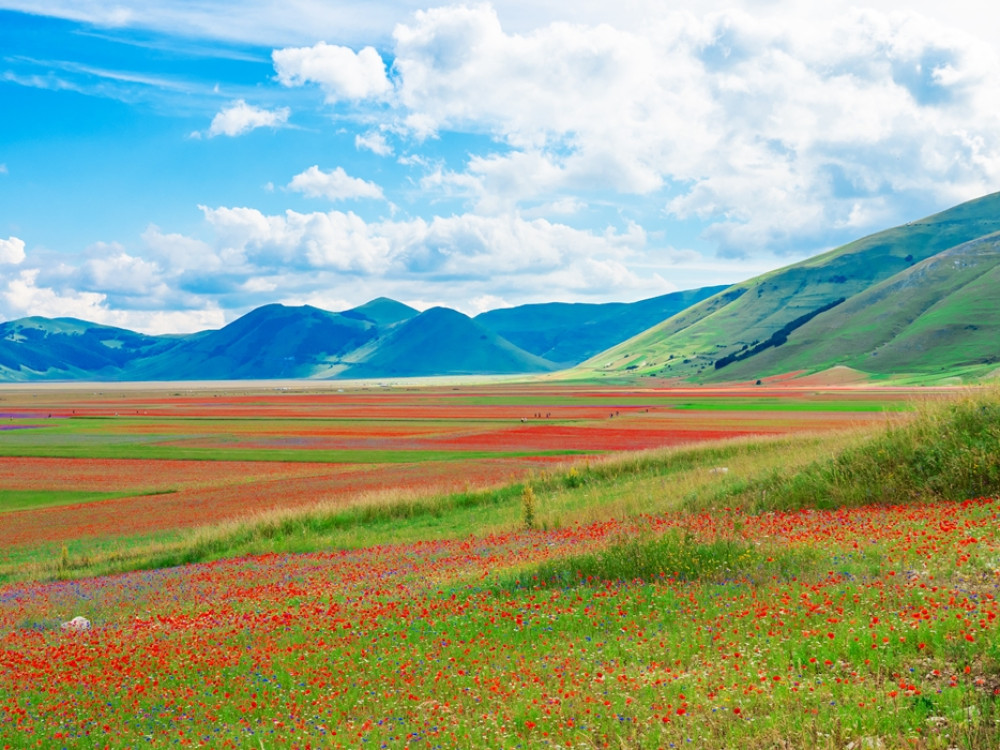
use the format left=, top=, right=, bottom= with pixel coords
left=12, top=387, right=999, bottom=585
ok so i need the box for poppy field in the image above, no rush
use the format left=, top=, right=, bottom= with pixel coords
left=2, top=493, right=1000, bottom=748
left=3, top=382, right=998, bottom=748
left=0, top=383, right=905, bottom=550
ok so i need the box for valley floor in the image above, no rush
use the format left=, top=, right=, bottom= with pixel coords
left=2, top=495, right=999, bottom=748
left=1, top=384, right=998, bottom=748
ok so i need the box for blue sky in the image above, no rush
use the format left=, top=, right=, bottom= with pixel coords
left=2, top=0, right=999, bottom=333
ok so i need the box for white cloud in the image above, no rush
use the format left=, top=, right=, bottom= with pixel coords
left=207, top=99, right=290, bottom=137
left=275, top=291, right=353, bottom=311
left=196, top=204, right=664, bottom=300
left=141, top=225, right=222, bottom=272
left=116, top=308, right=226, bottom=334
left=523, top=197, right=585, bottom=217
left=379, top=4, right=1000, bottom=256
left=241, top=277, right=278, bottom=293
left=287, top=165, right=385, bottom=201
left=3, top=269, right=108, bottom=320
left=200, top=204, right=391, bottom=273
left=355, top=131, right=393, bottom=156
left=0, top=236, right=26, bottom=265
left=0, top=163, right=8, bottom=174
left=7, top=1, right=999, bottom=52
left=272, top=42, right=390, bottom=102
left=79, top=248, right=167, bottom=295
left=0, top=205, right=693, bottom=328
left=468, top=293, right=509, bottom=314
left=0, top=267, right=226, bottom=334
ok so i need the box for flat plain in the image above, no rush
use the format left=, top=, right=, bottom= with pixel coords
left=2, top=381, right=998, bottom=749
left=0, top=381, right=900, bottom=550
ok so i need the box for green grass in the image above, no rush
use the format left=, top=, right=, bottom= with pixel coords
left=0, top=489, right=176, bottom=513
left=0, top=438, right=583, bottom=463
left=666, top=398, right=905, bottom=411
left=7, top=387, right=1000, bottom=589
left=569, top=191, right=1000, bottom=383
left=6, top=388, right=1000, bottom=748
left=706, top=388, right=1000, bottom=512
left=496, top=528, right=829, bottom=591
left=0, top=430, right=844, bottom=584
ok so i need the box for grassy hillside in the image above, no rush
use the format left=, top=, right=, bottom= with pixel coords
left=0, top=317, right=176, bottom=380
left=127, top=303, right=379, bottom=379
left=341, top=306, right=560, bottom=377
left=340, top=296, right=419, bottom=326
left=10, top=388, right=998, bottom=584
left=573, top=191, right=1000, bottom=381
left=475, top=285, right=728, bottom=365
left=712, top=232, right=1000, bottom=380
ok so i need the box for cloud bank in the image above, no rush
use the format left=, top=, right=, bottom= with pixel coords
left=4, top=1, right=1000, bottom=331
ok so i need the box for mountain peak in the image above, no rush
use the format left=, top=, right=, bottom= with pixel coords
left=341, top=306, right=557, bottom=377
left=342, top=298, right=420, bottom=327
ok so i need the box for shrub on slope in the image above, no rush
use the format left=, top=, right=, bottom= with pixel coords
left=730, top=388, right=1000, bottom=511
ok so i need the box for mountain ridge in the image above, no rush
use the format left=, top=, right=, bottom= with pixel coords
left=573, top=190, right=1000, bottom=383
left=5, top=191, right=1000, bottom=383
left=0, top=289, right=720, bottom=381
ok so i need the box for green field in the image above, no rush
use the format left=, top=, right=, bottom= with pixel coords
left=0, top=489, right=140, bottom=513
left=2, top=386, right=1000, bottom=748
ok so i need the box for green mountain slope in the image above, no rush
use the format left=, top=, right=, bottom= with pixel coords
left=342, top=307, right=559, bottom=378
left=341, top=297, right=419, bottom=327
left=127, top=304, right=379, bottom=380
left=474, top=285, right=728, bottom=365
left=0, top=317, right=176, bottom=381
left=575, top=191, right=1000, bottom=381
left=712, top=232, right=1000, bottom=379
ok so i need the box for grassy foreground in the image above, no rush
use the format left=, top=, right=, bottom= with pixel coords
left=15, top=387, right=996, bottom=586
left=2, top=388, right=1000, bottom=748
left=4, top=429, right=860, bottom=585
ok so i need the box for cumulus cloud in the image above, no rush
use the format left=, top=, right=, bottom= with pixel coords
left=79, top=249, right=170, bottom=296
left=355, top=131, right=393, bottom=156
left=48, top=204, right=655, bottom=316
left=141, top=226, right=223, bottom=273
left=200, top=205, right=391, bottom=273
left=190, top=204, right=666, bottom=304
left=287, top=165, right=385, bottom=201
left=0, top=234, right=231, bottom=333
left=375, top=4, right=1000, bottom=256
left=0, top=265, right=226, bottom=334
left=272, top=42, right=390, bottom=102
left=0, top=204, right=692, bottom=328
left=0, top=236, right=26, bottom=265
left=3, top=268, right=108, bottom=320
left=207, top=99, right=290, bottom=137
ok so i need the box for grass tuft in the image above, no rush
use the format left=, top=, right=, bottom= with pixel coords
left=717, top=387, right=1000, bottom=512
left=496, top=528, right=827, bottom=592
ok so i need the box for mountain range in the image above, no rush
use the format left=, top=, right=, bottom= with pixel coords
left=0, top=287, right=723, bottom=381
left=574, top=190, right=1000, bottom=384
left=2, top=190, right=999, bottom=383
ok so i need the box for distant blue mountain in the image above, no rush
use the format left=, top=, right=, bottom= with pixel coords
left=342, top=306, right=559, bottom=378
left=0, top=317, right=173, bottom=381
left=474, top=286, right=728, bottom=365
left=0, top=289, right=720, bottom=381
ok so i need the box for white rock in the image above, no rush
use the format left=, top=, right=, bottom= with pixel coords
left=60, top=616, right=91, bottom=632
left=709, top=467, right=729, bottom=475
